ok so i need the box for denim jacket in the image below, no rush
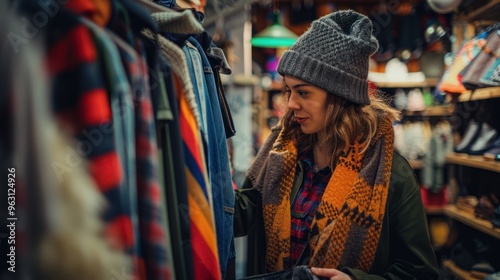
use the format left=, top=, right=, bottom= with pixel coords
left=184, top=37, right=235, bottom=278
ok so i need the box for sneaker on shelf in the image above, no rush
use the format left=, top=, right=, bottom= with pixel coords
left=454, top=120, right=482, bottom=153
left=468, top=123, right=498, bottom=155
left=485, top=271, right=500, bottom=280
left=471, top=261, right=496, bottom=279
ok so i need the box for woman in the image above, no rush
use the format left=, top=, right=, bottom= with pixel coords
left=234, top=10, right=439, bottom=280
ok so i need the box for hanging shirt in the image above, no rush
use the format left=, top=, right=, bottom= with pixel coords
left=47, top=6, right=127, bottom=256
left=186, top=37, right=235, bottom=278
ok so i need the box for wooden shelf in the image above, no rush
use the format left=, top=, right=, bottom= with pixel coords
left=444, top=205, right=500, bottom=240
left=404, top=105, right=454, bottom=117
left=373, top=78, right=439, bottom=89
left=459, top=87, right=500, bottom=102
left=446, top=153, right=500, bottom=173
left=425, top=206, right=445, bottom=215
left=442, top=259, right=481, bottom=280
left=464, top=0, right=500, bottom=22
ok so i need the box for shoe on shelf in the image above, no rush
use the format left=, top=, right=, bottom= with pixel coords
left=485, top=271, right=500, bottom=280
left=474, top=195, right=496, bottom=221
left=454, top=120, right=482, bottom=153
left=471, top=261, right=496, bottom=279
left=468, top=123, right=499, bottom=155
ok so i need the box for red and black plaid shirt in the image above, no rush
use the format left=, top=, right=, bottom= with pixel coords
left=288, top=151, right=332, bottom=267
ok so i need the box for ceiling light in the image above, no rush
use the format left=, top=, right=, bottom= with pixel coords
left=251, top=10, right=298, bottom=48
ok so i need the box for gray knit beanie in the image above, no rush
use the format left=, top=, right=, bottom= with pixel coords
left=277, top=10, right=378, bottom=105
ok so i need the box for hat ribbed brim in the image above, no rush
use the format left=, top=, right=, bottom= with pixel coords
left=278, top=50, right=370, bottom=105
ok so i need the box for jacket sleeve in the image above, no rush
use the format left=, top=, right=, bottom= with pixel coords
left=234, top=178, right=262, bottom=237
left=342, top=156, right=439, bottom=279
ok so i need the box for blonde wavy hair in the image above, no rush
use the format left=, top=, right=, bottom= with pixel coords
left=281, top=91, right=401, bottom=170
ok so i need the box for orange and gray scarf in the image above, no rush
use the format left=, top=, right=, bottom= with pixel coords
left=246, top=116, right=394, bottom=272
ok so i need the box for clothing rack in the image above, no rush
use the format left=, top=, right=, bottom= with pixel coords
left=2, top=1, right=237, bottom=279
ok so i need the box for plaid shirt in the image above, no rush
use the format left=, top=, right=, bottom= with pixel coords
left=134, top=39, right=172, bottom=280
left=289, top=152, right=332, bottom=267
left=112, top=5, right=171, bottom=278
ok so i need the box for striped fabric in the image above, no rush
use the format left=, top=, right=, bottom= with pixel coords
left=48, top=1, right=134, bottom=268
left=174, top=74, right=221, bottom=280
left=142, top=28, right=221, bottom=280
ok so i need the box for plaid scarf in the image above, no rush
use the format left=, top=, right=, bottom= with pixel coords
left=247, top=116, right=394, bottom=272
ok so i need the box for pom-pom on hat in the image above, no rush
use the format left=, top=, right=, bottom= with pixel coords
left=277, top=10, right=379, bottom=105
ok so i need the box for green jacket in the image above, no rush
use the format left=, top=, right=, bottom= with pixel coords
left=234, top=151, right=439, bottom=279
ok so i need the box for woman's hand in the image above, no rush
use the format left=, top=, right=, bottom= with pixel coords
left=311, top=267, right=353, bottom=280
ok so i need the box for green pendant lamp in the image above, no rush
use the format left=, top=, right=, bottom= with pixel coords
left=251, top=9, right=298, bottom=48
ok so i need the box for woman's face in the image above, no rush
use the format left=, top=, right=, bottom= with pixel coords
left=285, top=75, right=329, bottom=134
